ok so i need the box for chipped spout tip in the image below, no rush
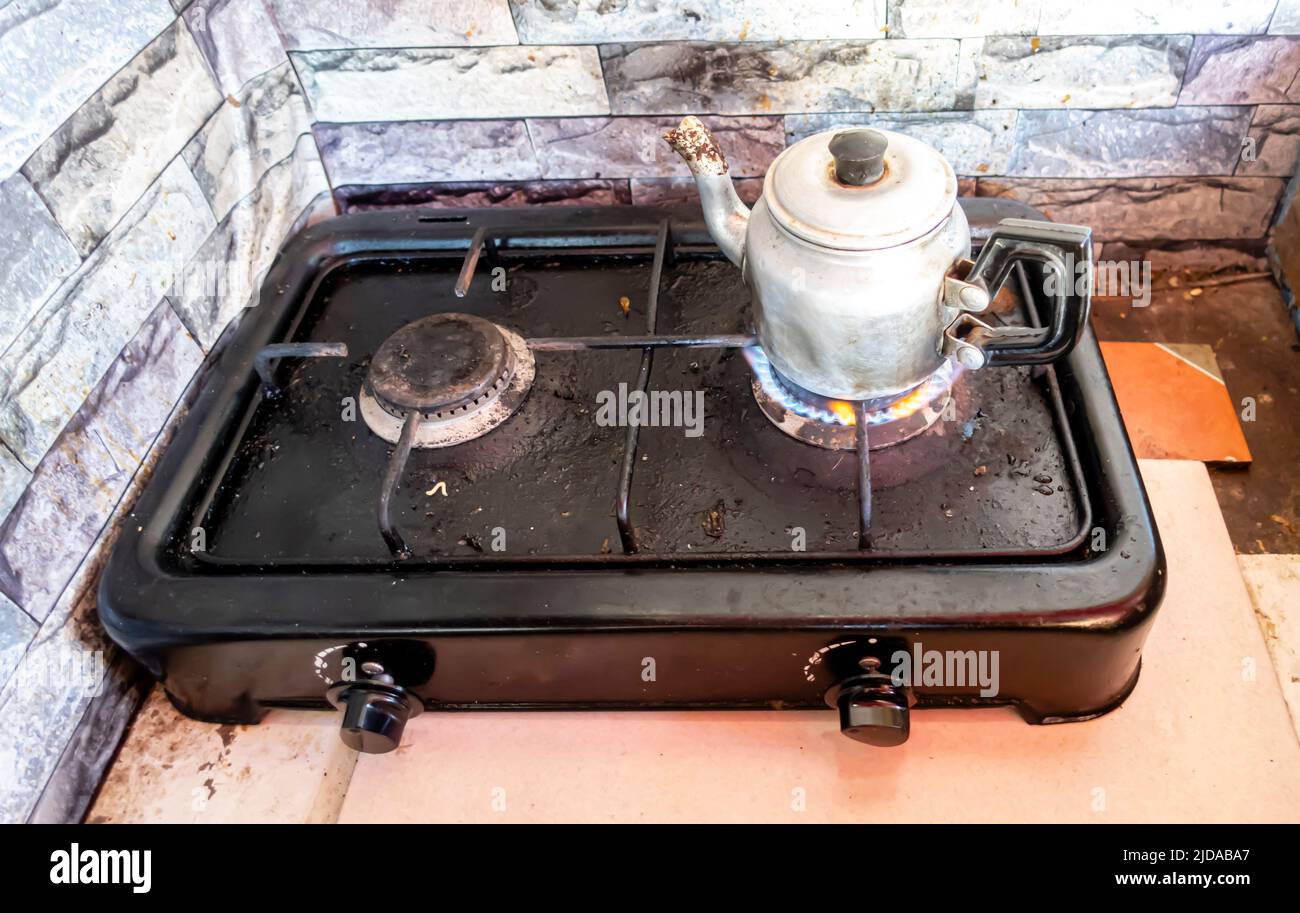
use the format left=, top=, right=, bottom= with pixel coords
left=663, top=115, right=730, bottom=176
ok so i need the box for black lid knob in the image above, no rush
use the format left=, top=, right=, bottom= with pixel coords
left=335, top=684, right=418, bottom=754
left=828, top=129, right=888, bottom=186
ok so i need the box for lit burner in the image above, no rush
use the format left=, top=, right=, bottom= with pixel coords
left=744, top=347, right=959, bottom=451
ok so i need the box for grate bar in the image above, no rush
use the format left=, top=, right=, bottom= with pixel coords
left=378, top=411, right=419, bottom=559
left=855, top=403, right=873, bottom=549
left=616, top=219, right=672, bottom=554
left=253, top=342, right=348, bottom=397
left=454, top=226, right=500, bottom=298
left=528, top=333, right=756, bottom=352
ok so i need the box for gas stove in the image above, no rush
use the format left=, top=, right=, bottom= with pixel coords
left=100, top=200, right=1164, bottom=752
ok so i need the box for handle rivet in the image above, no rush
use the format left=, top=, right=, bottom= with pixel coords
left=958, top=285, right=990, bottom=311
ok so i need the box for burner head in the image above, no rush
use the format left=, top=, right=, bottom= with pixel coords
left=368, top=312, right=512, bottom=415
left=360, top=313, right=534, bottom=448
left=746, top=347, right=956, bottom=451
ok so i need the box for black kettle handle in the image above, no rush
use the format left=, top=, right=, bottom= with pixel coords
left=961, top=218, right=1093, bottom=367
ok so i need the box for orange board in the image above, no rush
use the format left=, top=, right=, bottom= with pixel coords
left=1100, top=341, right=1252, bottom=465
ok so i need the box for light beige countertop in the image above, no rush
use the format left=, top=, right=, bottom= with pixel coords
left=90, top=460, right=1300, bottom=823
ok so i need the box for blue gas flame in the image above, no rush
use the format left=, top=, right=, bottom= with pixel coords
left=743, top=346, right=960, bottom=427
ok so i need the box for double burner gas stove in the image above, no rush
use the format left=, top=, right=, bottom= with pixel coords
left=101, top=200, right=1164, bottom=752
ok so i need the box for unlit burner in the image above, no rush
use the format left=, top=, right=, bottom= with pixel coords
left=745, top=347, right=958, bottom=451
left=360, top=312, right=534, bottom=448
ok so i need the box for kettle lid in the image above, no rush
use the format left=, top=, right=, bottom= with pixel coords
left=766, top=127, right=958, bottom=252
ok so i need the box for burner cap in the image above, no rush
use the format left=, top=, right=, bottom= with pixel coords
left=367, top=312, right=513, bottom=417
left=360, top=313, right=535, bottom=449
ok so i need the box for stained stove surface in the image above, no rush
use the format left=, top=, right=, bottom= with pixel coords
left=100, top=202, right=1164, bottom=749
left=207, top=255, right=1081, bottom=563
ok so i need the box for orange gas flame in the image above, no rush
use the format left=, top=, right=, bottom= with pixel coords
left=829, top=400, right=857, bottom=425
left=829, top=381, right=942, bottom=426
left=882, top=382, right=940, bottom=423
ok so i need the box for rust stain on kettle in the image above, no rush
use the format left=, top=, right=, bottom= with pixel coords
left=663, top=116, right=729, bottom=176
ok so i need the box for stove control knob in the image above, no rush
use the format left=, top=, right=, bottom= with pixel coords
left=326, top=681, right=424, bottom=754
left=824, top=669, right=911, bottom=747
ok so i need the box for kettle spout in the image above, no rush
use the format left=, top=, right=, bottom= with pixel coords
left=663, top=116, right=749, bottom=268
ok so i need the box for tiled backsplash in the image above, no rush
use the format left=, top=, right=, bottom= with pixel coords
left=0, top=0, right=330, bottom=823
left=299, top=0, right=1300, bottom=243
left=0, top=0, right=1296, bottom=822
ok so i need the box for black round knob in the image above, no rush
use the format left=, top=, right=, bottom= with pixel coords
left=328, top=682, right=423, bottom=754
left=836, top=688, right=910, bottom=746
left=825, top=672, right=911, bottom=746
left=828, top=129, right=888, bottom=186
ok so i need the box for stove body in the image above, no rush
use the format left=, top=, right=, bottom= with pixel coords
left=100, top=201, right=1164, bottom=744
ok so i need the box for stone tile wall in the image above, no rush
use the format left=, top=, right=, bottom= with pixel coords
left=0, top=0, right=330, bottom=822
left=285, top=1, right=1298, bottom=243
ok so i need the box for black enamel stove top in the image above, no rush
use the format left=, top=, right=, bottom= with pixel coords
left=100, top=200, right=1164, bottom=753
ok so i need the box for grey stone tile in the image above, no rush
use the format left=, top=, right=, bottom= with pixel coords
left=890, top=0, right=1041, bottom=38
left=1007, top=107, right=1253, bottom=178
left=335, top=179, right=632, bottom=211
left=183, top=63, right=313, bottom=221
left=969, top=35, right=1191, bottom=109
left=0, top=0, right=175, bottom=176
left=1273, top=0, right=1300, bottom=34
left=1040, top=1, right=1276, bottom=35
left=0, top=586, right=106, bottom=822
left=529, top=115, right=783, bottom=179
left=954, top=37, right=982, bottom=109
left=0, top=174, right=80, bottom=355
left=0, top=380, right=188, bottom=824
left=600, top=40, right=960, bottom=115
left=0, top=160, right=215, bottom=469
left=785, top=109, right=1017, bottom=175
left=0, top=591, right=36, bottom=695
left=510, top=0, right=886, bottom=42
left=316, top=120, right=541, bottom=186
left=1239, top=105, right=1300, bottom=177
left=21, top=20, right=223, bottom=257
left=172, top=135, right=329, bottom=350
left=630, top=176, right=765, bottom=206
left=0, top=447, right=31, bottom=528
left=0, top=303, right=202, bottom=624
left=1180, top=36, right=1300, bottom=104
left=976, top=176, right=1287, bottom=241
left=269, top=0, right=519, bottom=48
left=292, top=46, right=609, bottom=122
left=26, top=647, right=149, bottom=823
left=184, top=0, right=288, bottom=94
